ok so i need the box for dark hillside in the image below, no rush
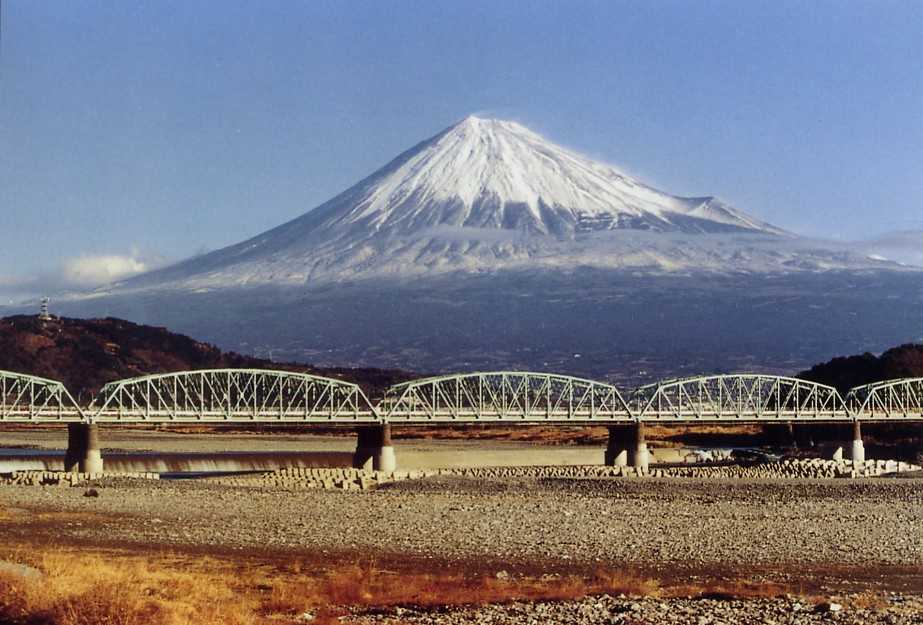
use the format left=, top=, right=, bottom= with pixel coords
left=798, top=344, right=923, bottom=394
left=0, top=315, right=414, bottom=401
left=797, top=344, right=923, bottom=462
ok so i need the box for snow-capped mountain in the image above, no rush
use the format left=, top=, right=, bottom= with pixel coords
left=117, top=115, right=894, bottom=292
left=293, top=115, right=783, bottom=236
left=33, top=116, right=922, bottom=380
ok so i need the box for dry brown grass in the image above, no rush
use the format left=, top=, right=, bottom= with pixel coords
left=0, top=548, right=667, bottom=625
left=0, top=551, right=258, bottom=625
left=666, top=579, right=791, bottom=601
left=0, top=546, right=811, bottom=625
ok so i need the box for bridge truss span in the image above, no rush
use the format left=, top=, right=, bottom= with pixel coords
left=633, top=374, right=849, bottom=422
left=89, top=368, right=379, bottom=423
left=0, top=370, right=84, bottom=422
left=380, top=371, right=633, bottom=423
left=845, top=378, right=923, bottom=420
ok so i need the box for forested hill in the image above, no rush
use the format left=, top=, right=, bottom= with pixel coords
left=0, top=315, right=414, bottom=400
left=799, top=344, right=923, bottom=394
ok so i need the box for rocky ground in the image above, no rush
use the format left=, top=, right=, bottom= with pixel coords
left=1, top=461, right=921, bottom=624
left=350, top=594, right=923, bottom=624
left=1, top=466, right=921, bottom=571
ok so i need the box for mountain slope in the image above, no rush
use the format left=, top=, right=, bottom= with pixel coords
left=293, top=116, right=783, bottom=236
left=44, top=116, right=921, bottom=383
left=116, top=116, right=818, bottom=291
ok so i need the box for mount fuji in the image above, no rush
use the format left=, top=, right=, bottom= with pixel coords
left=51, top=116, right=922, bottom=382
left=114, top=116, right=889, bottom=292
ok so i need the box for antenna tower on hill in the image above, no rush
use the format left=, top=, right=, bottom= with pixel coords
left=38, top=297, right=53, bottom=321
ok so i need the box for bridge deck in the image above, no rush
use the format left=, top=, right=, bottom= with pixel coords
left=2, top=369, right=922, bottom=424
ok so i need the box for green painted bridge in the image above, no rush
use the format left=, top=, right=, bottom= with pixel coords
left=2, top=368, right=920, bottom=424
left=1, top=368, right=920, bottom=473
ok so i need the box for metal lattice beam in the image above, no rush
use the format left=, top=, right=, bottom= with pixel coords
left=632, top=374, right=848, bottom=421
left=0, top=370, right=84, bottom=422
left=845, top=378, right=923, bottom=420
left=6, top=367, right=923, bottom=426
left=380, top=371, right=633, bottom=423
left=89, top=369, right=379, bottom=423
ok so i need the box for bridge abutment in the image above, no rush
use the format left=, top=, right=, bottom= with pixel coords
left=353, top=424, right=396, bottom=472
left=851, top=421, right=865, bottom=464
left=67, top=423, right=103, bottom=473
left=631, top=422, right=649, bottom=472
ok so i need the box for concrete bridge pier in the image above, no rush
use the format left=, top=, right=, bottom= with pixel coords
left=353, top=424, right=396, bottom=472
left=604, top=425, right=629, bottom=466
left=65, top=423, right=103, bottom=473
left=631, top=422, right=649, bottom=472
left=850, top=421, right=865, bottom=464
left=64, top=424, right=82, bottom=472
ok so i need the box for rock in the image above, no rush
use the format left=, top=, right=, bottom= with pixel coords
left=815, top=601, right=843, bottom=613
left=0, top=560, right=42, bottom=579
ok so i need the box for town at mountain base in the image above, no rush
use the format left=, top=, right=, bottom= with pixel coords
left=52, top=269, right=923, bottom=386
left=3, top=311, right=921, bottom=400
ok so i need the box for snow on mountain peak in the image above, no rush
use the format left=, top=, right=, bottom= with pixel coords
left=114, top=116, right=833, bottom=291
left=312, top=115, right=784, bottom=237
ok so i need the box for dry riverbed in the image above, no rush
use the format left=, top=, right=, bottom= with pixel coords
left=2, top=473, right=921, bottom=579
left=1, top=433, right=921, bottom=624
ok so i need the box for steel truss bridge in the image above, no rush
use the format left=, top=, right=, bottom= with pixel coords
left=0, top=371, right=83, bottom=422
left=89, top=369, right=379, bottom=423
left=845, top=378, right=923, bottom=420
left=632, top=375, right=847, bottom=422
left=380, top=372, right=632, bottom=423
left=1, top=368, right=923, bottom=424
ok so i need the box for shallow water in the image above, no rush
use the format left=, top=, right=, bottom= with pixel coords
left=0, top=429, right=771, bottom=475
left=0, top=449, right=353, bottom=474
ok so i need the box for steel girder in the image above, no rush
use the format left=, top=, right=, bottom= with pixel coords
left=632, top=374, right=848, bottom=421
left=6, top=366, right=923, bottom=425
left=89, top=369, right=378, bottom=423
left=844, top=378, right=923, bottom=420
left=0, top=370, right=84, bottom=422
left=380, top=371, right=633, bottom=423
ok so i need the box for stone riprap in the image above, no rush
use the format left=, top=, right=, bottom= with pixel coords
left=0, top=470, right=160, bottom=486
left=211, top=467, right=441, bottom=491
left=205, top=458, right=922, bottom=491
left=661, top=458, right=921, bottom=480
left=1, top=457, right=918, bottom=492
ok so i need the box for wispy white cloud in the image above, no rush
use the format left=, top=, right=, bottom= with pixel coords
left=60, top=254, right=149, bottom=286
left=0, top=248, right=167, bottom=304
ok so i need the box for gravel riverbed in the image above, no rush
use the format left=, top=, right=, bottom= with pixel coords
left=350, top=594, right=923, bottom=624
left=3, top=467, right=922, bottom=624
left=2, top=471, right=921, bottom=572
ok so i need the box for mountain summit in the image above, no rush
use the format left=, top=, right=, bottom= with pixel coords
left=47, top=117, right=919, bottom=380
left=295, top=115, right=783, bottom=237
left=118, top=116, right=885, bottom=290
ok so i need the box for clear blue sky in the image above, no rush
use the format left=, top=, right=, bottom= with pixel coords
left=1, top=1, right=921, bottom=296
